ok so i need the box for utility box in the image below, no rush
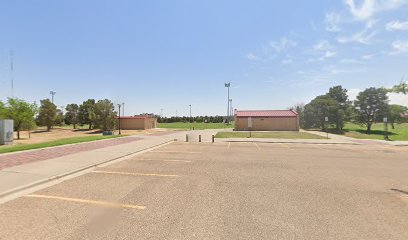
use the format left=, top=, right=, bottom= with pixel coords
left=0, top=119, right=14, bottom=145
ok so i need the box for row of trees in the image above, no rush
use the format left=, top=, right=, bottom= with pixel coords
left=0, top=98, right=118, bottom=139
left=42, top=99, right=118, bottom=131
left=293, top=85, right=408, bottom=133
left=157, top=116, right=225, bottom=123
left=73, top=99, right=117, bottom=131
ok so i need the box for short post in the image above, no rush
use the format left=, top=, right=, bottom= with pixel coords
left=212, top=135, right=215, bottom=143
left=186, top=134, right=189, bottom=142
left=384, top=117, right=389, bottom=140
left=325, top=116, right=329, bottom=139
left=199, top=135, right=201, bottom=142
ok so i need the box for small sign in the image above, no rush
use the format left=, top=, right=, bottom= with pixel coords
left=383, top=117, right=388, bottom=123
left=6, top=131, right=13, bottom=141
left=248, top=117, right=252, bottom=128
left=325, top=117, right=329, bottom=122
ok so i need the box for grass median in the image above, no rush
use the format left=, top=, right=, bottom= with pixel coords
left=215, top=131, right=325, bottom=139
left=0, top=135, right=126, bottom=154
left=158, top=122, right=231, bottom=130
left=326, top=123, right=408, bottom=141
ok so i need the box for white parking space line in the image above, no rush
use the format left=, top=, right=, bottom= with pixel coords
left=278, top=143, right=293, bottom=150
left=25, top=194, right=146, bottom=210
left=92, top=170, right=179, bottom=177
left=253, top=142, right=261, bottom=150
left=150, top=151, right=201, bottom=154
left=135, top=158, right=192, bottom=163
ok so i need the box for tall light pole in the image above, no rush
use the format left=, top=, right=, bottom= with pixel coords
left=229, top=99, right=233, bottom=122
left=122, top=102, right=125, bottom=116
left=189, top=104, right=192, bottom=130
left=49, top=91, right=56, bottom=104
left=117, top=104, right=121, bottom=135
left=225, top=82, right=231, bottom=124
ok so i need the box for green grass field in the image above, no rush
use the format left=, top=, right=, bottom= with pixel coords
left=58, top=124, right=91, bottom=130
left=0, top=135, right=125, bottom=154
left=215, top=131, right=325, bottom=139
left=338, top=123, right=408, bottom=141
left=158, top=122, right=230, bottom=130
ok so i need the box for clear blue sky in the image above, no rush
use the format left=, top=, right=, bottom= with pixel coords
left=0, top=0, right=407, bottom=116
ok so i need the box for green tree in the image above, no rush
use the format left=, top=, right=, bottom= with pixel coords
left=0, top=101, right=6, bottom=118
left=93, top=99, right=117, bottom=131
left=4, top=98, right=37, bottom=139
left=390, top=82, right=408, bottom=94
left=387, top=104, right=408, bottom=128
left=327, top=85, right=348, bottom=104
left=290, top=103, right=305, bottom=128
left=354, top=87, right=389, bottom=133
left=327, top=85, right=352, bottom=130
left=78, top=99, right=96, bottom=129
left=54, top=109, right=64, bottom=126
left=65, top=104, right=79, bottom=128
left=304, top=95, right=340, bottom=130
left=37, top=99, right=57, bottom=131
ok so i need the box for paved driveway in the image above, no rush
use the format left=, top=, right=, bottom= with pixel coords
left=0, top=142, right=408, bottom=239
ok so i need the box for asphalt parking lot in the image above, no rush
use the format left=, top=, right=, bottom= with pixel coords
left=1, top=142, right=408, bottom=239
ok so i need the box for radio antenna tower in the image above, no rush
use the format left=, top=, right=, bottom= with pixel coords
left=10, top=49, right=14, bottom=98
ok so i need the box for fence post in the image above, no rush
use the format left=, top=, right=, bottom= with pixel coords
left=199, top=135, right=201, bottom=142
left=186, top=134, right=188, bottom=142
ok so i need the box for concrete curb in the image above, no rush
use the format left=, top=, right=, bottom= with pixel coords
left=0, top=139, right=174, bottom=201
left=0, top=134, right=136, bottom=157
left=219, top=140, right=362, bottom=145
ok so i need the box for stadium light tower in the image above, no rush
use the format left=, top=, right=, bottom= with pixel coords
left=49, top=91, right=56, bottom=104
left=230, top=99, right=234, bottom=122
left=225, top=82, right=231, bottom=124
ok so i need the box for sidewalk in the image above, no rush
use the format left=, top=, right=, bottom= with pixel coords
left=0, top=137, right=142, bottom=170
left=302, top=130, right=408, bottom=146
left=211, top=129, right=360, bottom=144
left=0, top=131, right=187, bottom=199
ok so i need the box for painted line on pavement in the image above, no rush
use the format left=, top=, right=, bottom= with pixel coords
left=25, top=194, right=145, bottom=210
left=309, top=144, right=323, bottom=149
left=150, top=151, right=201, bottom=154
left=92, top=170, right=179, bottom=177
left=135, top=158, right=192, bottom=163
left=253, top=142, right=261, bottom=150
left=380, top=145, right=404, bottom=152
left=279, top=143, right=293, bottom=150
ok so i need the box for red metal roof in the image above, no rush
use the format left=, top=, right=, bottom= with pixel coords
left=235, top=110, right=298, bottom=117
